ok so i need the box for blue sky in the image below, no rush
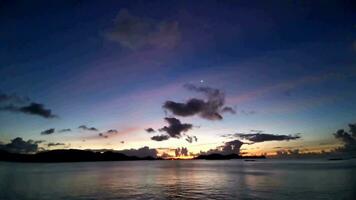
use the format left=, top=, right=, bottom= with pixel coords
left=0, top=0, right=355, bottom=156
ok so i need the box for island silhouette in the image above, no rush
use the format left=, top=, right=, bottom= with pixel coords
left=0, top=149, right=265, bottom=162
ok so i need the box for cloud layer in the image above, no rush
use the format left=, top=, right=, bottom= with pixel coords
left=234, top=133, right=301, bottom=143
left=222, top=130, right=301, bottom=143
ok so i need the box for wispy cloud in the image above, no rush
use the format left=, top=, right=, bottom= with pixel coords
left=78, top=125, right=98, bottom=132
left=41, top=128, right=55, bottom=135
left=222, top=130, right=301, bottom=143
left=99, top=129, right=118, bottom=138
left=105, top=9, right=180, bottom=50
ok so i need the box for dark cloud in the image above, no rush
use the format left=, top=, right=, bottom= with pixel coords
left=200, top=140, right=245, bottom=156
left=349, top=123, right=356, bottom=137
left=175, top=147, right=189, bottom=157
left=163, top=84, right=235, bottom=120
left=0, top=137, right=40, bottom=153
left=158, top=117, right=192, bottom=138
left=333, top=124, right=356, bottom=152
left=118, top=146, right=158, bottom=158
left=236, top=133, right=301, bottom=143
left=58, top=128, right=71, bottom=133
left=78, top=125, right=98, bottom=131
left=145, top=128, right=156, bottom=133
left=47, top=142, right=65, bottom=147
left=0, top=102, right=57, bottom=119
left=19, top=103, right=57, bottom=118
left=151, top=134, right=170, bottom=141
left=232, top=131, right=301, bottom=143
left=41, top=128, right=55, bottom=135
left=99, top=129, right=118, bottom=138
left=185, top=135, right=198, bottom=143
left=0, top=93, right=57, bottom=119
left=105, top=9, right=180, bottom=49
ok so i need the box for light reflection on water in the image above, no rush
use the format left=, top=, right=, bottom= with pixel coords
left=0, top=159, right=355, bottom=200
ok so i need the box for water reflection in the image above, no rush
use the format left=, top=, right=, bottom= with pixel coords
left=0, top=159, right=355, bottom=200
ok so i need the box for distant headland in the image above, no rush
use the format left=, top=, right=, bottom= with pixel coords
left=0, top=149, right=265, bottom=162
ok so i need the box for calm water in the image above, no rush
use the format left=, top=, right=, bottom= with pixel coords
left=0, top=159, right=355, bottom=200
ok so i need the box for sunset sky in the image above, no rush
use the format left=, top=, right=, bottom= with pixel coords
left=0, top=0, right=355, bottom=158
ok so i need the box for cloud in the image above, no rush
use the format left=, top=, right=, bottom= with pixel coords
left=200, top=139, right=245, bottom=156
left=98, top=129, right=118, bottom=138
left=19, top=103, right=57, bottom=118
left=223, top=130, right=301, bottom=143
left=235, top=133, right=301, bottom=143
left=78, top=125, right=98, bottom=131
left=151, top=134, right=170, bottom=141
left=145, top=128, right=156, bottom=133
left=47, top=142, right=65, bottom=147
left=175, top=147, right=189, bottom=157
left=41, top=128, right=71, bottom=135
left=158, top=117, right=193, bottom=138
left=185, top=135, right=198, bottom=143
left=163, top=84, right=235, bottom=120
left=0, top=137, right=40, bottom=153
left=0, top=102, right=57, bottom=119
left=118, top=146, right=158, bottom=158
left=58, top=128, right=71, bottom=133
left=333, top=123, right=356, bottom=152
left=349, top=123, right=356, bottom=137
left=105, top=9, right=180, bottom=50
left=41, top=128, right=55, bottom=135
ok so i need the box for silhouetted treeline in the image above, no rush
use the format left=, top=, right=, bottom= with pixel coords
left=0, top=149, right=157, bottom=162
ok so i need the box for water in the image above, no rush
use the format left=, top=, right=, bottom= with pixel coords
left=0, top=159, right=355, bottom=200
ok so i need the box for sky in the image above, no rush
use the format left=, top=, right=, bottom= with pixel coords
left=0, top=0, right=355, bottom=158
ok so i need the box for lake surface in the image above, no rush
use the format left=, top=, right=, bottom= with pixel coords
left=0, top=159, right=355, bottom=200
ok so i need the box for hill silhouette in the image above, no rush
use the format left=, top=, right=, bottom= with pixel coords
left=0, top=149, right=156, bottom=162
left=0, top=149, right=265, bottom=162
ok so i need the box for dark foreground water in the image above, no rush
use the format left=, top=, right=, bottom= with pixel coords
left=0, top=159, right=355, bottom=200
